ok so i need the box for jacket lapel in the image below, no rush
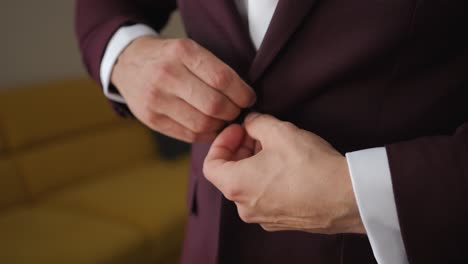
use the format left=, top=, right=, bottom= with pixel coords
left=248, top=0, right=318, bottom=83
left=209, top=0, right=257, bottom=72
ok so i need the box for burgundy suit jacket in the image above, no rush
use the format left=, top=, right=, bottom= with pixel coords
left=75, top=0, right=468, bottom=263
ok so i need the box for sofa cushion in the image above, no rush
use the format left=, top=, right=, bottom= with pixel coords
left=0, top=128, right=5, bottom=155
left=0, top=206, right=150, bottom=264
left=16, top=122, right=157, bottom=197
left=42, top=158, right=189, bottom=258
left=0, top=142, right=4, bottom=155
left=0, top=157, right=28, bottom=210
left=0, top=79, right=120, bottom=151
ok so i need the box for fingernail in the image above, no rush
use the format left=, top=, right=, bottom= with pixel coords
left=245, top=112, right=260, bottom=122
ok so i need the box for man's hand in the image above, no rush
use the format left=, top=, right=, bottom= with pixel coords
left=111, top=36, right=256, bottom=143
left=203, top=113, right=366, bottom=234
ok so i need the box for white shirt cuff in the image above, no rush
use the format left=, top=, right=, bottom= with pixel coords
left=100, top=24, right=158, bottom=104
left=346, top=147, right=408, bottom=264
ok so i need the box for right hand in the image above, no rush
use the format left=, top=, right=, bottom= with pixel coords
left=111, top=36, right=256, bottom=143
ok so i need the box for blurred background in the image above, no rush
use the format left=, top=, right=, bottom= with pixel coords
left=0, top=1, right=190, bottom=263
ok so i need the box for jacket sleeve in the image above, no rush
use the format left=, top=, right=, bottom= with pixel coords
left=74, top=0, right=177, bottom=83
left=386, top=122, right=468, bottom=263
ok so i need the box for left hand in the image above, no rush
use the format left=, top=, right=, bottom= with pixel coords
left=203, top=113, right=366, bottom=234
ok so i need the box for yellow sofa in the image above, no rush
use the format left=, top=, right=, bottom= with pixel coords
left=0, top=79, right=189, bottom=264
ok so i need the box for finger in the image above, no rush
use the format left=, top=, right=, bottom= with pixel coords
left=203, top=124, right=249, bottom=194
left=261, top=224, right=281, bottom=232
left=146, top=113, right=217, bottom=143
left=205, top=124, right=246, bottom=164
left=236, top=203, right=265, bottom=223
left=242, top=122, right=262, bottom=155
left=204, top=125, right=262, bottom=201
left=254, top=140, right=262, bottom=154
left=260, top=224, right=291, bottom=232
left=260, top=222, right=332, bottom=233
left=244, top=113, right=294, bottom=147
left=169, top=65, right=241, bottom=121
left=181, top=43, right=256, bottom=108
left=150, top=93, right=225, bottom=134
left=233, top=132, right=255, bottom=161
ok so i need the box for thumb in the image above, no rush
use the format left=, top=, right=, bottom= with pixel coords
left=204, top=124, right=255, bottom=168
left=244, top=113, right=283, bottom=147
left=205, top=124, right=246, bottom=165
left=203, top=124, right=254, bottom=193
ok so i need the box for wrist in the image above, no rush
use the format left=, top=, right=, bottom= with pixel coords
left=124, top=35, right=162, bottom=55
left=110, top=35, right=163, bottom=95
left=335, top=156, right=366, bottom=234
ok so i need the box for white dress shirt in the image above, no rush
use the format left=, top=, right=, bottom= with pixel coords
left=100, top=1, right=408, bottom=263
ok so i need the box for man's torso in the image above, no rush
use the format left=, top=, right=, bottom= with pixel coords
left=176, top=1, right=468, bottom=263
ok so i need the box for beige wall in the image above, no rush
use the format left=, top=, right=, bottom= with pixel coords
left=0, top=1, right=185, bottom=89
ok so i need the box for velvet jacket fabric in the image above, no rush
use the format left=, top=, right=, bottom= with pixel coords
left=75, top=1, right=468, bottom=263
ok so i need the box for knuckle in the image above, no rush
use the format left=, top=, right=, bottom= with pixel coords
left=147, top=88, right=163, bottom=106
left=210, top=69, right=233, bottom=89
left=152, top=63, right=173, bottom=84
left=171, top=38, right=193, bottom=55
left=175, top=126, right=196, bottom=143
left=146, top=112, right=162, bottom=127
left=202, top=162, right=211, bottom=178
left=184, top=131, right=196, bottom=143
left=238, top=208, right=254, bottom=224
left=205, top=95, right=225, bottom=116
left=224, top=186, right=241, bottom=201
left=182, top=113, right=199, bottom=133
left=188, top=121, right=202, bottom=134
left=194, top=116, right=215, bottom=133
left=192, top=120, right=206, bottom=133
left=278, top=121, right=297, bottom=133
left=182, top=81, right=196, bottom=103
left=261, top=225, right=274, bottom=232
left=317, top=218, right=333, bottom=231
